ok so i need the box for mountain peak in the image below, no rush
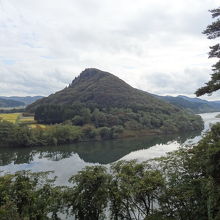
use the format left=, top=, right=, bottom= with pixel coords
left=80, top=68, right=111, bottom=79
left=81, top=68, right=106, bottom=75
left=70, top=68, right=112, bottom=87
left=27, top=68, right=171, bottom=110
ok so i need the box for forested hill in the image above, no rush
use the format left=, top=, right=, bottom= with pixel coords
left=155, top=95, right=220, bottom=113
left=27, top=68, right=177, bottom=112
left=0, top=98, right=25, bottom=108
left=26, top=68, right=203, bottom=133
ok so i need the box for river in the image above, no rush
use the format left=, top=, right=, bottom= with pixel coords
left=0, top=112, right=220, bottom=185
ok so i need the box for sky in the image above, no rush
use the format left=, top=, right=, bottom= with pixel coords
left=0, top=0, right=219, bottom=100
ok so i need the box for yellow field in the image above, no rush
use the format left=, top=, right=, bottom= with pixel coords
left=18, top=116, right=36, bottom=124
left=0, top=113, right=44, bottom=128
left=28, top=124, right=47, bottom=129
left=0, top=113, right=21, bottom=123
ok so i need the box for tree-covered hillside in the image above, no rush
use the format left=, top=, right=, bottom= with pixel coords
left=27, top=68, right=178, bottom=111
left=27, top=68, right=203, bottom=133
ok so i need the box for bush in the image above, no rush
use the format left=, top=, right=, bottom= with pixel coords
left=99, top=127, right=112, bottom=139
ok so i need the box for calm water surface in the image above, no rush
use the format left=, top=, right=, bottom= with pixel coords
left=0, top=112, right=220, bottom=185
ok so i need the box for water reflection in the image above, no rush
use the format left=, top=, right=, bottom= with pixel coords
left=0, top=112, right=219, bottom=185
left=0, top=130, right=200, bottom=166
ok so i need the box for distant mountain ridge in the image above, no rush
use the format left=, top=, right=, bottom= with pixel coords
left=0, top=98, right=25, bottom=108
left=155, top=95, right=220, bottom=113
left=0, top=96, right=44, bottom=106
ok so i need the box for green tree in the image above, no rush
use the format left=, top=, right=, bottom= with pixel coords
left=196, top=7, right=220, bottom=96
left=109, top=160, right=164, bottom=220
left=99, top=127, right=112, bottom=139
left=157, top=150, right=208, bottom=220
left=0, top=121, right=16, bottom=146
left=191, top=123, right=220, bottom=219
left=0, top=171, right=63, bottom=219
left=72, top=115, right=84, bottom=126
left=67, top=166, right=110, bottom=220
left=91, top=108, right=107, bottom=127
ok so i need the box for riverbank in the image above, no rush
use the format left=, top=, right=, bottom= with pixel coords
left=0, top=118, right=204, bottom=148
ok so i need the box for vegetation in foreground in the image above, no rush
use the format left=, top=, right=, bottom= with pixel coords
left=0, top=123, right=220, bottom=220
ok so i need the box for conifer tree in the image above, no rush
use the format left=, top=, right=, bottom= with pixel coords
left=196, top=7, right=220, bottom=96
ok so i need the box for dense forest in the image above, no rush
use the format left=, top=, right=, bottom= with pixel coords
left=0, top=105, right=203, bottom=148
left=0, top=113, right=201, bottom=148
left=0, top=123, right=219, bottom=219
left=34, top=102, right=203, bottom=132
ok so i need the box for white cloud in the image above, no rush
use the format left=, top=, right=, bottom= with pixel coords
left=0, top=0, right=219, bottom=100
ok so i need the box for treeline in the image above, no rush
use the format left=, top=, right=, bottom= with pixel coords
left=34, top=103, right=203, bottom=132
left=0, top=108, right=25, bottom=113
left=0, top=120, right=124, bottom=147
left=0, top=102, right=204, bottom=147
left=1, top=123, right=220, bottom=220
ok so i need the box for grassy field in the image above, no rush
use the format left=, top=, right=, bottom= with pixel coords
left=0, top=113, right=46, bottom=128
left=28, top=124, right=46, bottom=129
left=18, top=115, right=36, bottom=124
left=0, top=113, right=21, bottom=123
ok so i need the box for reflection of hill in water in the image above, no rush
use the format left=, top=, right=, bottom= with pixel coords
left=0, top=130, right=200, bottom=166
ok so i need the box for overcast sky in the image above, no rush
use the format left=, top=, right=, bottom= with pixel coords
left=0, top=0, right=219, bottom=100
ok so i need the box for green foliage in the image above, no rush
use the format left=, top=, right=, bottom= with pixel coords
left=35, top=104, right=64, bottom=124
left=0, top=121, right=83, bottom=147
left=81, top=124, right=97, bottom=139
left=67, top=166, right=110, bottom=220
left=196, top=7, right=220, bottom=96
left=109, top=160, right=164, bottom=219
left=0, top=171, right=63, bottom=219
left=157, top=150, right=208, bottom=220
left=0, top=121, right=34, bottom=147
left=0, top=119, right=124, bottom=147
left=111, top=125, right=124, bottom=138
left=33, top=103, right=203, bottom=135
left=44, top=124, right=82, bottom=145
left=1, top=123, right=220, bottom=219
left=99, top=127, right=112, bottom=139
left=191, top=123, right=220, bottom=219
